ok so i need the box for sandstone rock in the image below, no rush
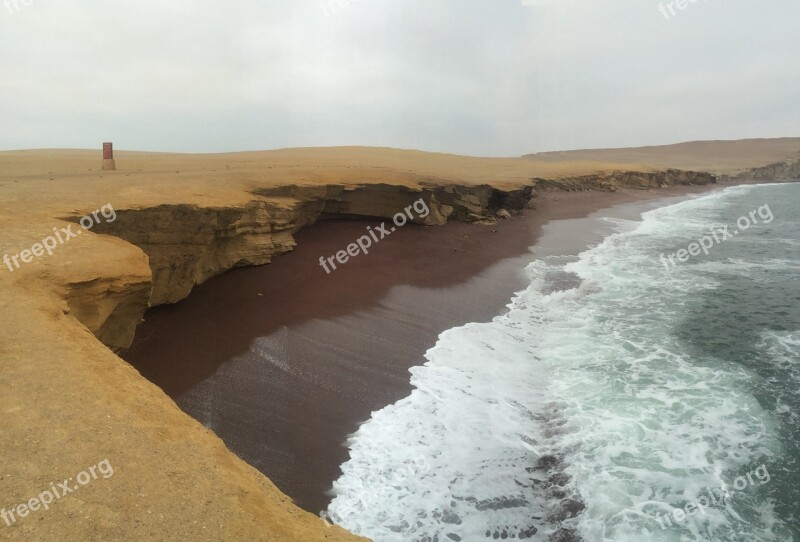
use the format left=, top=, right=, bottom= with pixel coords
left=75, top=182, right=535, bottom=349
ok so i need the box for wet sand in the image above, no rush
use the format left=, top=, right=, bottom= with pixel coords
left=119, top=183, right=723, bottom=514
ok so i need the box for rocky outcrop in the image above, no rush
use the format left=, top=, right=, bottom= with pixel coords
left=254, top=183, right=504, bottom=225
left=83, top=183, right=533, bottom=334
left=532, top=169, right=717, bottom=193
left=87, top=203, right=298, bottom=306
left=63, top=171, right=720, bottom=350
left=721, top=155, right=800, bottom=182
left=62, top=273, right=152, bottom=349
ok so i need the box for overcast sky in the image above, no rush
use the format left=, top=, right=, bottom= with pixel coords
left=1, top=0, right=798, bottom=156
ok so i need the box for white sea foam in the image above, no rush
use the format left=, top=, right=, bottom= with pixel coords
left=327, top=185, right=794, bottom=541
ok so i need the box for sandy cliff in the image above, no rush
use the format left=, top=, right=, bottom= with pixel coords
left=0, top=142, right=797, bottom=541
left=68, top=177, right=715, bottom=349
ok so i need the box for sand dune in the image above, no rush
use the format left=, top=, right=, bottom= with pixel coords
left=525, top=137, right=800, bottom=174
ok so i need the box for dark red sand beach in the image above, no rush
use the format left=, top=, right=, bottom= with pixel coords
left=119, top=184, right=723, bottom=513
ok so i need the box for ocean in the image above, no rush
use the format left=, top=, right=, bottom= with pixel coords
left=327, top=182, right=800, bottom=542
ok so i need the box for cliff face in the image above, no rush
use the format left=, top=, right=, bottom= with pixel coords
left=82, top=182, right=533, bottom=349
left=87, top=203, right=298, bottom=307
left=72, top=172, right=718, bottom=350
left=721, top=155, right=800, bottom=182
left=532, top=169, right=718, bottom=192
left=63, top=272, right=152, bottom=349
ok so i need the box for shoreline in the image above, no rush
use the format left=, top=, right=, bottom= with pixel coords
left=1, top=144, right=797, bottom=541
left=326, top=179, right=800, bottom=540
left=120, top=181, right=740, bottom=513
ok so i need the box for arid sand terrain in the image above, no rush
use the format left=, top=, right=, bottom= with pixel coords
left=1, top=141, right=798, bottom=541
left=526, top=137, right=800, bottom=175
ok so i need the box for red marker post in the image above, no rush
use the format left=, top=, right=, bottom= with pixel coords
left=102, top=142, right=116, bottom=171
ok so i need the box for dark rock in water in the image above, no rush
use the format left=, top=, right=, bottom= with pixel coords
left=547, top=498, right=586, bottom=522
left=446, top=534, right=462, bottom=541
left=518, top=525, right=538, bottom=539
left=547, top=472, right=571, bottom=487
left=388, top=520, right=409, bottom=533
left=537, top=454, right=563, bottom=469
left=514, top=477, right=535, bottom=489
left=547, top=486, right=567, bottom=499
left=547, top=527, right=582, bottom=542
left=442, top=509, right=462, bottom=525
left=475, top=496, right=529, bottom=511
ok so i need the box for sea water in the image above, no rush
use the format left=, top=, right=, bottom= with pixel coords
left=327, top=182, right=800, bottom=542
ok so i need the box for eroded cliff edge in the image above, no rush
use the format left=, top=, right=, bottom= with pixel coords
left=1, top=145, right=796, bottom=542
left=74, top=171, right=716, bottom=351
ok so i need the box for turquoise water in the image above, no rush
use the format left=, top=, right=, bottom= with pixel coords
left=327, top=182, right=800, bottom=541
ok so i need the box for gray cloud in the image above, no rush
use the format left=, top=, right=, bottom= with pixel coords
left=0, top=0, right=797, bottom=155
